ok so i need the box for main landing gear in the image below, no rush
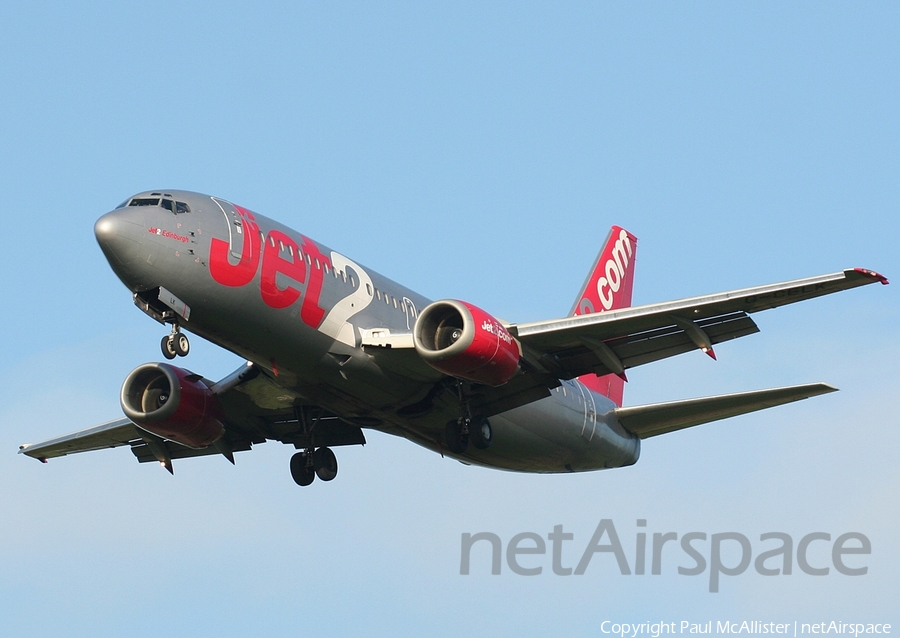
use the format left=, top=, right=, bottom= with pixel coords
left=160, top=326, right=190, bottom=359
left=445, top=416, right=493, bottom=454
left=444, top=380, right=493, bottom=455
left=290, top=447, right=338, bottom=486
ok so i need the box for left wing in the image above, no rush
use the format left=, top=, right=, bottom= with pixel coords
left=19, top=418, right=143, bottom=461
left=19, top=363, right=365, bottom=472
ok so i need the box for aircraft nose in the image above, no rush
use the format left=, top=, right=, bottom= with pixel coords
left=95, top=208, right=142, bottom=243
left=94, top=212, right=117, bottom=246
left=94, top=208, right=146, bottom=268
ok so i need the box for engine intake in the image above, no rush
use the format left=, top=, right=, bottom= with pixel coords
left=120, top=363, right=224, bottom=449
left=414, top=300, right=520, bottom=386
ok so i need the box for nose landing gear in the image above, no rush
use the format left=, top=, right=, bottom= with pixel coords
left=161, top=326, right=190, bottom=359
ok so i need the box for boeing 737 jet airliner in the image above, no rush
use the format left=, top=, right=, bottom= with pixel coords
left=19, top=191, right=888, bottom=485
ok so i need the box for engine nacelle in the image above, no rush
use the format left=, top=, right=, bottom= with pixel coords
left=120, top=362, right=224, bottom=449
left=413, top=299, right=520, bottom=386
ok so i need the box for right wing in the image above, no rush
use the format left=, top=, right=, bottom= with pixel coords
left=511, top=268, right=888, bottom=380
left=361, top=268, right=886, bottom=419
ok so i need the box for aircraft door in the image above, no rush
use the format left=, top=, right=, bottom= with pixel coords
left=402, top=297, right=418, bottom=330
left=578, top=382, right=597, bottom=441
left=212, top=197, right=246, bottom=259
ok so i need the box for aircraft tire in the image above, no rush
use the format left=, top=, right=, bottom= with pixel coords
left=313, top=447, right=338, bottom=481
left=290, top=452, right=315, bottom=486
left=174, top=333, right=190, bottom=357
left=445, top=420, right=469, bottom=454
left=470, top=417, right=492, bottom=450
left=161, top=335, right=177, bottom=360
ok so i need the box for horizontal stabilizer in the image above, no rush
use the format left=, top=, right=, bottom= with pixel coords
left=615, top=383, right=837, bottom=439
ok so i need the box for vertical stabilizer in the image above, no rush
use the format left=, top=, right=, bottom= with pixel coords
left=570, top=226, right=638, bottom=407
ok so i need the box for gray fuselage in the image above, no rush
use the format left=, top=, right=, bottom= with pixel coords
left=95, top=190, right=640, bottom=473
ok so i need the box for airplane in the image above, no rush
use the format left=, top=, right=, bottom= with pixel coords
left=19, top=190, right=888, bottom=485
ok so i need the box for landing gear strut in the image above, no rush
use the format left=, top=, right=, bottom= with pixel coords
left=289, top=447, right=339, bottom=486
left=161, top=325, right=190, bottom=359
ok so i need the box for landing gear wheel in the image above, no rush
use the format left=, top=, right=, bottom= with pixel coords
left=313, top=447, right=338, bottom=481
left=161, top=335, right=177, bottom=360
left=445, top=419, right=469, bottom=454
left=290, top=452, right=315, bottom=486
left=470, top=417, right=493, bottom=450
left=173, top=332, right=190, bottom=357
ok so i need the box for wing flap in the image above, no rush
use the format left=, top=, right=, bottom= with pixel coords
left=131, top=439, right=253, bottom=463
left=615, top=383, right=837, bottom=439
left=551, top=312, right=759, bottom=378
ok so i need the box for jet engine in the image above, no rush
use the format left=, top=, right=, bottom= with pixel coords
left=120, top=362, right=224, bottom=448
left=413, top=300, right=520, bottom=386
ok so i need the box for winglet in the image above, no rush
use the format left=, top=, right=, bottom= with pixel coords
left=853, top=268, right=889, bottom=285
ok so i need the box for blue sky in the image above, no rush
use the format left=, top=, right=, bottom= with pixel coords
left=1, top=2, right=897, bottom=635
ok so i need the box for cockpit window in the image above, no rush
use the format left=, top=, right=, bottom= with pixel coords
left=128, top=198, right=161, bottom=207
left=159, top=198, right=192, bottom=213
left=125, top=197, right=192, bottom=213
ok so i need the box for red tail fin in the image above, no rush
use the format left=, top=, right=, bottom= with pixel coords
left=571, top=226, right=638, bottom=407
